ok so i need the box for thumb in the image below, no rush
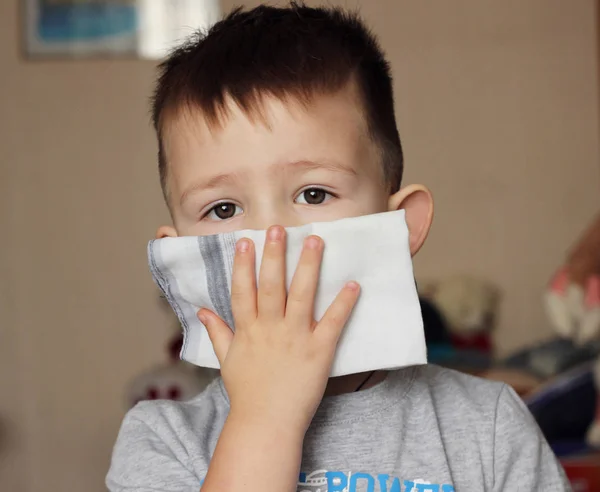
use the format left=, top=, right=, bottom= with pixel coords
left=197, top=309, right=233, bottom=365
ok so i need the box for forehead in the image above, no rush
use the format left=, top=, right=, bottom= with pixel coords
left=161, top=85, right=382, bottom=194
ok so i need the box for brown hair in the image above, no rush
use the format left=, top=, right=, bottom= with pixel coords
left=152, top=2, right=403, bottom=200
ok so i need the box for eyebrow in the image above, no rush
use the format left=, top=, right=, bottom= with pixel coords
left=283, top=159, right=358, bottom=177
left=179, top=159, right=357, bottom=207
left=180, top=172, right=241, bottom=207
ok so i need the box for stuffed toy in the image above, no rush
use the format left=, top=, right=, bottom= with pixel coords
left=545, top=213, right=600, bottom=345
left=127, top=332, right=219, bottom=408
left=419, top=276, right=500, bottom=355
left=545, top=212, right=600, bottom=448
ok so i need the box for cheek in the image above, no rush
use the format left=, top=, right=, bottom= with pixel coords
left=175, top=225, right=199, bottom=237
left=171, top=212, right=194, bottom=235
left=351, top=182, right=390, bottom=214
left=173, top=213, right=205, bottom=236
left=301, top=196, right=387, bottom=224
left=174, top=215, right=245, bottom=237
left=365, top=194, right=390, bottom=214
left=174, top=223, right=214, bottom=237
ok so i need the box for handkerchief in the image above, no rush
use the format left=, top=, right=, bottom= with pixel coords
left=148, top=210, right=426, bottom=376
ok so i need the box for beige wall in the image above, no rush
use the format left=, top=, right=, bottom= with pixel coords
left=1, top=1, right=599, bottom=491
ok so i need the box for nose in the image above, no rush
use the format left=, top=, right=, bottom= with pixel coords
left=247, top=208, right=304, bottom=231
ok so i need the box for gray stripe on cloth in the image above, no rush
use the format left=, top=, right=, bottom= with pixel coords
left=147, top=240, right=193, bottom=358
left=220, top=232, right=237, bottom=294
left=198, top=234, right=235, bottom=330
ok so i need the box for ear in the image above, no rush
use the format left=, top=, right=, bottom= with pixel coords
left=156, top=225, right=178, bottom=239
left=388, top=184, right=434, bottom=256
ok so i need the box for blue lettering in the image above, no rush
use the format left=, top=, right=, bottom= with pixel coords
left=326, top=471, right=348, bottom=492
left=377, top=474, right=401, bottom=492
left=303, top=469, right=453, bottom=492
left=350, top=472, right=375, bottom=492
left=416, top=484, right=439, bottom=492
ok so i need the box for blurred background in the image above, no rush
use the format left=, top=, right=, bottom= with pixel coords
left=1, top=0, right=600, bottom=491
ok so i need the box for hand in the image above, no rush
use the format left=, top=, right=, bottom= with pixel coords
left=198, top=225, right=360, bottom=435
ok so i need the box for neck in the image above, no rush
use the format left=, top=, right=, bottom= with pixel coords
left=323, top=370, right=389, bottom=397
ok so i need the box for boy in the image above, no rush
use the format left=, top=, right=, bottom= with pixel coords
left=107, top=3, right=569, bottom=491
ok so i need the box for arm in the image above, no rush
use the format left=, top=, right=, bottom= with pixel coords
left=199, top=228, right=358, bottom=492
left=106, top=404, right=305, bottom=492
left=492, top=385, right=570, bottom=491
left=201, top=411, right=304, bottom=492
left=107, top=229, right=357, bottom=492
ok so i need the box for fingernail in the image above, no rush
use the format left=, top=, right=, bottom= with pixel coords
left=346, top=281, right=360, bottom=291
left=237, top=239, right=250, bottom=253
left=268, top=226, right=283, bottom=242
left=305, top=236, right=321, bottom=250
left=198, top=312, right=208, bottom=324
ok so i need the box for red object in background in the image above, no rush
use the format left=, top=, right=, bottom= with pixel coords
left=450, top=332, right=492, bottom=353
left=549, top=267, right=570, bottom=296
left=561, top=453, right=600, bottom=491
left=168, top=386, right=181, bottom=400
left=584, top=275, right=600, bottom=308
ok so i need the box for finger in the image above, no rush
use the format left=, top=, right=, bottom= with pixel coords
left=315, top=282, right=361, bottom=345
left=198, top=309, right=233, bottom=365
left=231, top=238, right=257, bottom=329
left=285, top=235, right=323, bottom=327
left=257, top=226, right=287, bottom=321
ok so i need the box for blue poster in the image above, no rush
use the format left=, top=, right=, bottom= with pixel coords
left=25, top=0, right=139, bottom=57
left=24, top=0, right=222, bottom=58
left=37, top=1, right=137, bottom=41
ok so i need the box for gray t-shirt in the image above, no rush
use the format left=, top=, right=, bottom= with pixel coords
left=106, top=364, right=570, bottom=491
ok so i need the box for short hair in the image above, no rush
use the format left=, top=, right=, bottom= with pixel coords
left=152, top=2, right=403, bottom=201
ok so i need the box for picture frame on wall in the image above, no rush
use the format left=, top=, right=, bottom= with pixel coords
left=22, top=0, right=221, bottom=60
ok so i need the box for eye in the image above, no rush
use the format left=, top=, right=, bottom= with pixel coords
left=205, top=202, right=243, bottom=221
left=295, top=188, right=334, bottom=205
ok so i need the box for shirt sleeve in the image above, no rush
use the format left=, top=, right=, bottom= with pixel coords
left=106, top=406, right=202, bottom=492
left=492, top=384, right=571, bottom=491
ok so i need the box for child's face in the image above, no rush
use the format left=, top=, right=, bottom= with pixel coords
left=158, top=84, right=432, bottom=253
